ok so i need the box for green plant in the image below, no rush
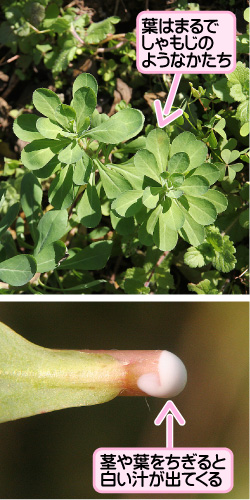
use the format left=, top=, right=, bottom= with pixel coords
left=0, top=0, right=120, bottom=83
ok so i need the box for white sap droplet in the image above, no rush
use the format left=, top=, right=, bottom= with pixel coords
left=137, top=350, right=187, bottom=398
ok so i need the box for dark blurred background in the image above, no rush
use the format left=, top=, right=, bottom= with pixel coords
left=0, top=301, right=248, bottom=499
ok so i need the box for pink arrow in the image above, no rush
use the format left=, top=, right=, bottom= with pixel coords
left=154, top=400, right=185, bottom=448
left=154, top=73, right=183, bottom=128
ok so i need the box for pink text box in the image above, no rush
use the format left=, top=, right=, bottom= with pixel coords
left=93, top=447, right=233, bottom=494
left=136, top=11, right=236, bottom=74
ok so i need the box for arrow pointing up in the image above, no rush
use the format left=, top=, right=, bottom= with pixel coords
left=154, top=400, right=185, bottom=448
left=154, top=73, right=183, bottom=128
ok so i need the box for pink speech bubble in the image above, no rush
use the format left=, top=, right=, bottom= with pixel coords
left=93, top=447, right=234, bottom=494
left=136, top=11, right=236, bottom=74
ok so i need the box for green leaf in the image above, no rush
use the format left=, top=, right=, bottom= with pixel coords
left=184, top=246, right=207, bottom=268
left=21, top=139, right=63, bottom=170
left=221, top=149, right=240, bottom=164
left=146, top=205, right=162, bottom=235
left=202, top=190, right=228, bottom=213
left=207, top=130, right=217, bottom=149
left=181, top=175, right=209, bottom=196
left=168, top=152, right=189, bottom=174
left=212, top=237, right=236, bottom=273
left=153, top=213, right=178, bottom=251
left=58, top=140, right=83, bottom=164
left=48, top=165, right=74, bottom=210
left=185, top=196, right=217, bottom=225
left=36, top=241, right=66, bottom=273
left=110, top=162, right=143, bottom=190
left=142, top=186, right=160, bottom=209
left=110, top=210, right=135, bottom=236
left=0, top=322, right=123, bottom=422
left=146, top=129, right=170, bottom=172
left=161, top=199, right=185, bottom=231
left=77, top=184, right=102, bottom=228
left=239, top=208, right=249, bottom=229
left=0, top=203, right=19, bottom=239
left=59, top=241, right=113, bottom=270
left=122, top=267, right=149, bottom=295
left=111, top=190, right=143, bottom=217
left=54, top=104, right=76, bottom=130
left=97, top=162, right=132, bottom=199
left=73, top=154, right=92, bottom=185
left=179, top=212, right=204, bottom=247
left=21, top=172, right=42, bottom=242
left=138, top=221, right=154, bottom=246
left=0, top=255, right=36, bottom=286
left=34, top=210, right=68, bottom=256
left=73, top=73, right=98, bottom=96
left=13, top=114, right=43, bottom=142
left=36, top=118, right=64, bottom=139
left=134, top=149, right=162, bottom=183
left=193, top=163, right=220, bottom=185
left=85, top=16, right=120, bottom=44
left=86, top=109, right=144, bottom=144
left=33, top=88, right=62, bottom=121
left=34, top=156, right=61, bottom=179
left=170, top=131, right=207, bottom=168
left=71, top=87, right=97, bottom=132
left=236, top=100, right=249, bottom=126
left=188, top=279, right=220, bottom=294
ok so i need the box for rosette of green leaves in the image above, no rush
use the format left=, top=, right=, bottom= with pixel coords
left=110, top=130, right=228, bottom=251
left=14, top=73, right=144, bottom=191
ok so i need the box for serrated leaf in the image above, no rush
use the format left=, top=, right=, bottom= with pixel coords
left=36, top=241, right=66, bottom=273
left=0, top=255, right=36, bottom=286
left=13, top=114, right=43, bottom=142
left=33, top=88, right=62, bottom=121
left=34, top=210, right=68, bottom=256
left=170, top=131, right=207, bottom=168
left=73, top=73, right=98, bottom=96
left=0, top=322, right=123, bottom=422
left=71, top=87, right=97, bottom=133
left=146, top=129, right=170, bottom=173
left=77, top=184, right=102, bottom=228
left=86, top=109, right=144, bottom=144
left=188, top=279, right=220, bottom=294
left=184, top=246, right=206, bottom=268
left=59, top=241, right=113, bottom=270
left=48, top=165, right=74, bottom=210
